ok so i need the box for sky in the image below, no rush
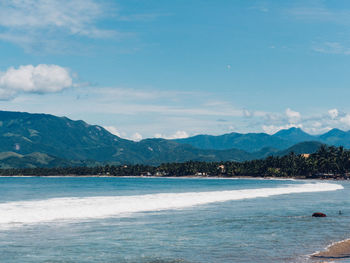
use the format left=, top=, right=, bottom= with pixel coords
left=0, top=0, right=350, bottom=140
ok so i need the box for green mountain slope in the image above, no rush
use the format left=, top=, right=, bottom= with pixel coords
left=318, top=128, right=350, bottom=147
left=174, top=132, right=292, bottom=152
left=0, top=110, right=343, bottom=168
left=174, top=128, right=320, bottom=152
left=273, top=127, right=315, bottom=143
left=0, top=111, right=256, bottom=166
left=0, top=111, right=135, bottom=161
left=273, top=141, right=324, bottom=157
left=175, top=127, right=350, bottom=152
left=0, top=152, right=97, bottom=169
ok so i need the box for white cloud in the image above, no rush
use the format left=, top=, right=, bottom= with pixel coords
left=340, top=114, right=350, bottom=126
left=289, top=5, right=350, bottom=56
left=313, top=42, right=350, bottom=55
left=312, top=121, right=322, bottom=128
left=253, top=111, right=279, bottom=119
left=104, top=126, right=144, bottom=141
left=303, top=126, right=332, bottom=135
left=0, top=0, right=120, bottom=51
left=87, top=87, right=246, bottom=117
left=154, top=133, right=162, bottom=138
left=262, top=108, right=350, bottom=135
left=153, top=131, right=189, bottom=139
left=0, top=64, right=73, bottom=99
left=0, top=88, right=16, bottom=100
left=328, top=108, right=339, bottom=119
left=0, top=0, right=113, bottom=36
left=286, top=108, right=301, bottom=123
left=131, top=132, right=143, bottom=141
left=169, top=131, right=189, bottom=139
left=242, top=109, right=252, bottom=117
left=262, top=124, right=303, bottom=135
left=103, top=126, right=121, bottom=137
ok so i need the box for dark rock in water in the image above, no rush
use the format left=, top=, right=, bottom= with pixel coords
left=312, top=212, right=327, bottom=217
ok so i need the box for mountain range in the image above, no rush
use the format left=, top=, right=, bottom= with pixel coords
left=0, top=110, right=347, bottom=168
left=174, top=127, right=350, bottom=151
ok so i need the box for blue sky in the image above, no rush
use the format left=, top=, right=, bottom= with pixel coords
left=0, top=0, right=350, bottom=140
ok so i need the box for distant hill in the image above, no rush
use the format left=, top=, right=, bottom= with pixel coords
left=273, top=127, right=315, bottom=143
left=0, top=152, right=96, bottom=169
left=174, top=133, right=291, bottom=152
left=175, top=127, right=350, bottom=152
left=0, top=110, right=134, bottom=161
left=273, top=141, right=324, bottom=157
left=0, top=110, right=346, bottom=168
left=0, top=110, right=261, bottom=167
left=135, top=139, right=253, bottom=165
left=318, top=128, right=350, bottom=147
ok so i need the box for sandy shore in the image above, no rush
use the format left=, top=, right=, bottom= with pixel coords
left=312, top=239, right=350, bottom=260
left=0, top=174, right=344, bottom=180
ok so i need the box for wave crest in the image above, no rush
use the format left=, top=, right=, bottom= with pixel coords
left=0, top=182, right=343, bottom=227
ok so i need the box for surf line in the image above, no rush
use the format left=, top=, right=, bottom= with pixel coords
left=0, top=182, right=343, bottom=226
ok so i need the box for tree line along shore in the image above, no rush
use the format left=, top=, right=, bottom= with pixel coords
left=1, top=145, right=350, bottom=179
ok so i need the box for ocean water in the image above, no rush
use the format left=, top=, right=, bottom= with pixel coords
left=0, top=177, right=349, bottom=263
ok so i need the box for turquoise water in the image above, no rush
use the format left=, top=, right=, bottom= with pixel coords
left=0, top=177, right=349, bottom=262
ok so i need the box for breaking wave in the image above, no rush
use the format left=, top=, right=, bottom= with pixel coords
left=0, top=182, right=343, bottom=227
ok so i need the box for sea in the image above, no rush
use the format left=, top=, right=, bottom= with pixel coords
left=0, top=176, right=349, bottom=263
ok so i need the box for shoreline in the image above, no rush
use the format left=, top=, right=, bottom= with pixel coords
left=311, top=238, right=350, bottom=260
left=0, top=174, right=348, bottom=181
left=0, top=175, right=340, bottom=180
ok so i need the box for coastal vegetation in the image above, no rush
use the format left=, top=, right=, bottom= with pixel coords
left=1, top=145, right=350, bottom=179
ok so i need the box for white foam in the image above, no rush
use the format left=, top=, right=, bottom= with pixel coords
left=0, top=183, right=343, bottom=227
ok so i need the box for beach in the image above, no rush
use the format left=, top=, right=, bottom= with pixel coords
left=312, top=239, right=350, bottom=260
left=0, top=177, right=349, bottom=262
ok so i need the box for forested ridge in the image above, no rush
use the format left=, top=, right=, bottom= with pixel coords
left=1, top=145, right=350, bottom=179
left=1, top=111, right=350, bottom=167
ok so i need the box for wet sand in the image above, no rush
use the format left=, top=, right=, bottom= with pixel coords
left=312, top=239, right=350, bottom=260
